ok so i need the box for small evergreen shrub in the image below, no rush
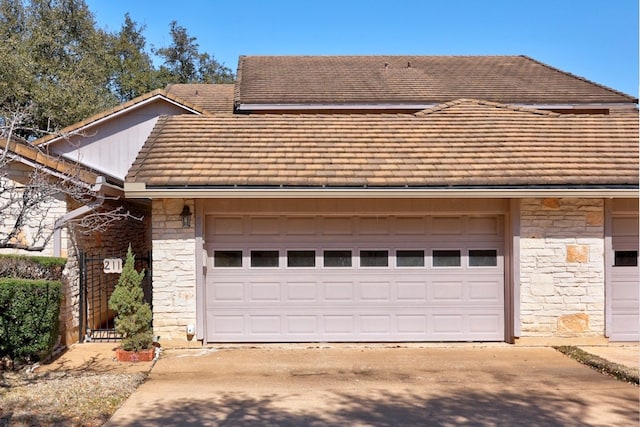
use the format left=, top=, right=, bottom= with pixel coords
left=108, top=246, right=153, bottom=352
left=0, top=279, right=61, bottom=364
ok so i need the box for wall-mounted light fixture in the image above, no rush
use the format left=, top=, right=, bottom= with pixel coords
left=180, top=205, right=192, bottom=228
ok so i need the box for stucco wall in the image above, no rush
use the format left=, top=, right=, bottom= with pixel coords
left=519, top=198, right=605, bottom=338
left=151, top=198, right=196, bottom=342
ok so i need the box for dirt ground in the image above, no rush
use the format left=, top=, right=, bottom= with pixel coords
left=105, top=346, right=640, bottom=427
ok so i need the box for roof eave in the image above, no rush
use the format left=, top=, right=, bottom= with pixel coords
left=124, top=183, right=639, bottom=199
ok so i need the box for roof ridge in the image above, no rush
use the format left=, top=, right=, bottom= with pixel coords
left=520, top=55, right=638, bottom=103
left=414, top=98, right=560, bottom=117
left=234, top=56, right=245, bottom=110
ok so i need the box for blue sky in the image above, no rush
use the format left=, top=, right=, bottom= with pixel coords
left=85, top=0, right=638, bottom=97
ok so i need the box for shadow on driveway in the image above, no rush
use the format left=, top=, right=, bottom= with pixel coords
left=105, top=346, right=639, bottom=426
left=112, top=387, right=638, bottom=426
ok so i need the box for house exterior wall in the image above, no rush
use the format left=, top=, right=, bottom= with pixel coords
left=519, top=198, right=605, bottom=338
left=150, top=196, right=618, bottom=344
left=151, top=198, right=196, bottom=342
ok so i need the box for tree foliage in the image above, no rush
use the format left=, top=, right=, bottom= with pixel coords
left=0, top=0, right=234, bottom=139
left=0, top=0, right=233, bottom=251
left=154, top=20, right=234, bottom=85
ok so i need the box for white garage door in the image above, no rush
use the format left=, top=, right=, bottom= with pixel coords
left=205, top=215, right=504, bottom=342
left=609, top=215, right=639, bottom=341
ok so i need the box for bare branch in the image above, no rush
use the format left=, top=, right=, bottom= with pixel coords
left=1, top=104, right=142, bottom=252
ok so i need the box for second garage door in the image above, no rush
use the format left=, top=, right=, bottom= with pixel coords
left=205, top=215, right=505, bottom=342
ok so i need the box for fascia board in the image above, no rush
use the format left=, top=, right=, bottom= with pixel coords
left=124, top=184, right=639, bottom=199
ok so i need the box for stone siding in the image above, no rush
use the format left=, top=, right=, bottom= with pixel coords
left=519, top=198, right=605, bottom=337
left=151, top=199, right=196, bottom=342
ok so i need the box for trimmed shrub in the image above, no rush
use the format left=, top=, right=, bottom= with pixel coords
left=108, top=246, right=153, bottom=352
left=0, top=279, right=62, bottom=364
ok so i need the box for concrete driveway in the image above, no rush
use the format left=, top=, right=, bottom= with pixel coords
left=105, top=345, right=639, bottom=426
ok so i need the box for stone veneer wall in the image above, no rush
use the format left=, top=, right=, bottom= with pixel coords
left=519, top=198, right=605, bottom=337
left=151, top=198, right=196, bottom=342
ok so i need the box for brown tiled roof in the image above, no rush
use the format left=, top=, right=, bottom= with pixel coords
left=35, top=89, right=207, bottom=146
left=235, top=55, right=637, bottom=106
left=126, top=99, right=638, bottom=188
left=165, top=84, right=235, bottom=114
left=5, top=138, right=100, bottom=184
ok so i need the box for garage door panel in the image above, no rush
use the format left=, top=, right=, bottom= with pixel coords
left=249, top=282, right=281, bottom=301
left=324, top=315, right=355, bottom=334
left=359, top=281, right=391, bottom=301
left=432, top=217, right=463, bottom=235
left=468, top=216, right=501, bottom=236
left=469, top=281, right=503, bottom=302
left=287, top=316, right=318, bottom=334
left=611, top=278, right=639, bottom=303
left=469, top=314, right=503, bottom=333
left=208, top=314, right=244, bottom=336
left=205, top=214, right=505, bottom=342
left=286, top=282, right=318, bottom=301
left=432, top=281, right=463, bottom=301
left=610, top=215, right=639, bottom=341
left=213, top=282, right=244, bottom=301
left=360, top=315, right=392, bottom=334
left=397, top=315, right=428, bottom=334
left=432, top=315, right=464, bottom=334
left=396, top=282, right=427, bottom=300
left=323, top=282, right=355, bottom=302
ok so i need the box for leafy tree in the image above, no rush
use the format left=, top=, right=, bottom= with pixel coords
left=108, top=13, right=157, bottom=102
left=154, top=20, right=234, bottom=85
left=0, top=0, right=117, bottom=140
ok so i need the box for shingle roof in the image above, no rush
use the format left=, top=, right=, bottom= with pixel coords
left=235, top=55, right=637, bottom=107
left=165, top=84, right=235, bottom=114
left=126, top=99, right=638, bottom=188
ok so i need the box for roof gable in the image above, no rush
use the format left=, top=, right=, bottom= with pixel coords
left=235, top=55, right=637, bottom=109
left=35, top=89, right=208, bottom=147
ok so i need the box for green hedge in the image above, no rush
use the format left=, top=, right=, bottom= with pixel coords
left=0, top=279, right=62, bottom=364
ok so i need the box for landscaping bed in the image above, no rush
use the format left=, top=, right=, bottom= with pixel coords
left=0, top=369, right=146, bottom=426
left=555, top=346, right=639, bottom=385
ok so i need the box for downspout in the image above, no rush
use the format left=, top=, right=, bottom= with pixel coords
left=53, top=176, right=122, bottom=257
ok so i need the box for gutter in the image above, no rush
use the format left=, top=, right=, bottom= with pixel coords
left=53, top=176, right=124, bottom=257
left=124, top=183, right=639, bottom=199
